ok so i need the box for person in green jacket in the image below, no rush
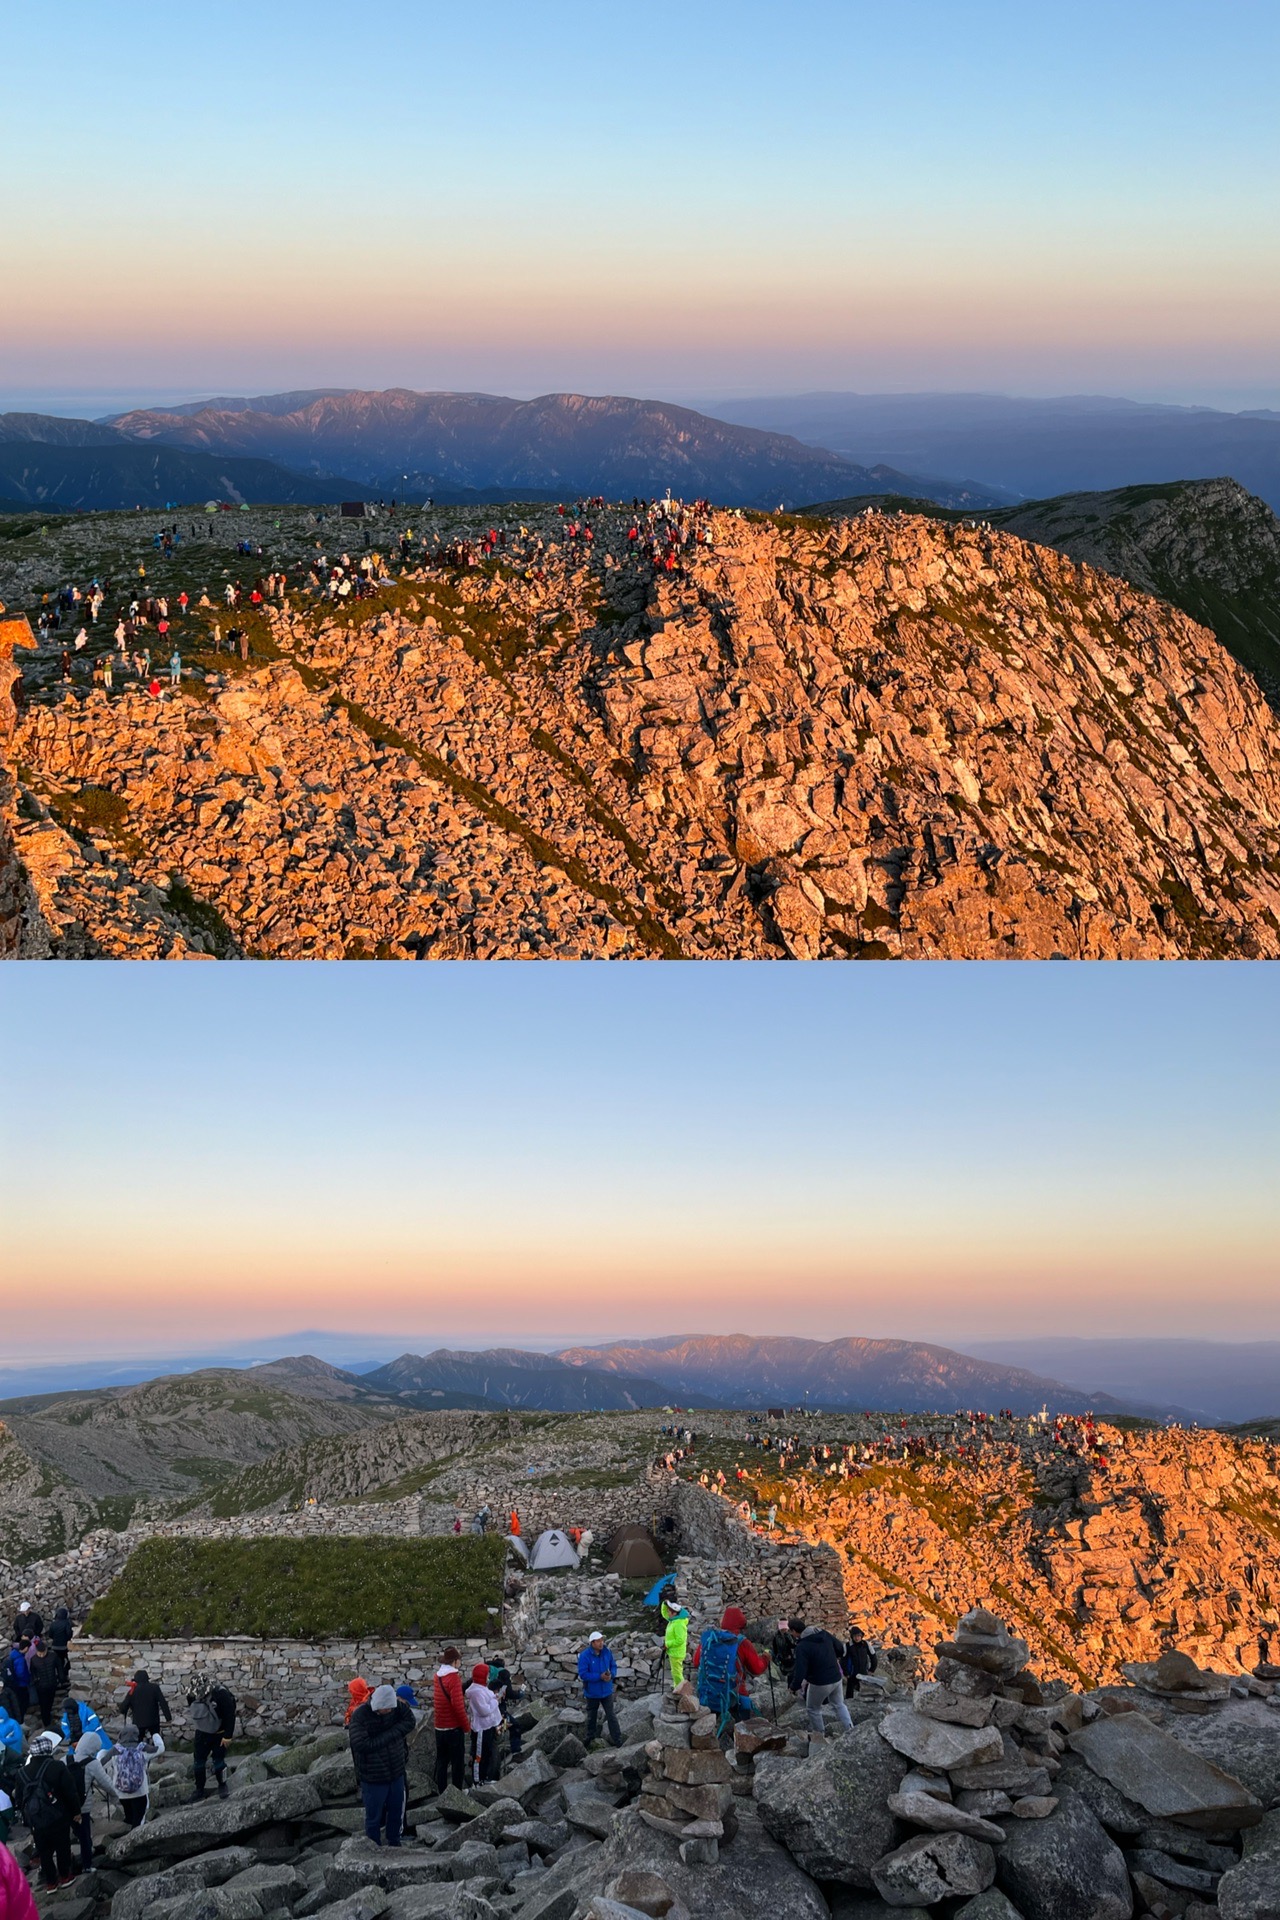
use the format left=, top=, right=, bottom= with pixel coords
left=661, top=1594, right=690, bottom=1688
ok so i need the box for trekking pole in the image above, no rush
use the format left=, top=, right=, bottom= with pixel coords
left=766, top=1661, right=778, bottom=1725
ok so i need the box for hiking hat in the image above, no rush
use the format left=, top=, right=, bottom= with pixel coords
left=370, top=1685, right=397, bottom=1712
left=589, top=1631, right=604, bottom=1643
left=117, top=1727, right=140, bottom=1745
left=471, top=1665, right=489, bottom=1686
left=396, top=1684, right=419, bottom=1707
left=75, top=1733, right=103, bottom=1761
left=29, top=1731, right=61, bottom=1755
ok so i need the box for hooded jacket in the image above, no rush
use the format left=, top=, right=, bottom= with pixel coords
left=0, top=1840, right=39, bottom=1920
left=790, top=1625, right=846, bottom=1690
left=47, top=1610, right=73, bottom=1654
left=432, top=1665, right=468, bottom=1732
left=124, top=1673, right=171, bottom=1729
left=690, top=1607, right=769, bottom=1684
left=0, top=1708, right=22, bottom=1758
left=464, top=1671, right=502, bottom=1733
left=344, top=1679, right=372, bottom=1725
left=60, top=1700, right=111, bottom=1754
left=347, top=1700, right=415, bottom=1784
left=71, top=1733, right=120, bottom=1810
left=661, top=1602, right=689, bottom=1662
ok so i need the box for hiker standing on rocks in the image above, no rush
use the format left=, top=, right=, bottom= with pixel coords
left=577, top=1630, right=623, bottom=1748
left=186, top=1673, right=235, bottom=1801
left=661, top=1593, right=689, bottom=1688
left=345, top=1678, right=372, bottom=1725
left=789, top=1618, right=852, bottom=1734
left=1, top=1642, right=31, bottom=1725
left=12, top=1606, right=41, bottom=1644
left=348, top=1683, right=415, bottom=1847
left=68, top=1730, right=120, bottom=1871
left=110, top=1727, right=162, bottom=1827
left=465, top=1664, right=502, bottom=1784
left=122, top=1670, right=171, bottom=1739
left=433, top=1648, right=468, bottom=1793
left=29, top=1642, right=58, bottom=1731
left=691, top=1605, right=769, bottom=1728
left=20, top=1731, right=82, bottom=1890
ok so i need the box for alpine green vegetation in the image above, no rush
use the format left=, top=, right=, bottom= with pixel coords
left=85, top=1534, right=506, bottom=1640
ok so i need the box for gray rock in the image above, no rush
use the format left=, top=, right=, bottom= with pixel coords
left=565, top=1798, right=619, bottom=1839
left=957, top=1790, right=1015, bottom=1817
left=1133, top=1823, right=1237, bottom=1870
left=950, top=1761, right=1053, bottom=1797
left=384, top=1892, right=481, bottom=1920
left=1053, top=1753, right=1146, bottom=1836
left=755, top=1717, right=907, bottom=1886
left=1216, top=1806, right=1280, bottom=1920
left=887, top=1791, right=1006, bottom=1841
left=108, top=1776, right=324, bottom=1865
left=591, top=1805, right=826, bottom=1920
left=995, top=1788, right=1133, bottom=1920
left=503, top=1819, right=569, bottom=1857
left=299, top=1891, right=389, bottom=1920
left=323, top=1841, right=454, bottom=1901
left=147, top=1892, right=266, bottom=1920
left=432, top=1788, right=487, bottom=1824
left=495, top=1751, right=560, bottom=1806
left=1128, top=1847, right=1219, bottom=1893
left=872, top=1831, right=997, bottom=1906
left=901, top=1769, right=952, bottom=1801
left=954, top=1894, right=1026, bottom=1920
left=309, top=1749, right=360, bottom=1804
left=222, top=1863, right=305, bottom=1913
left=111, top=1850, right=258, bottom=1920
left=1069, top=1712, right=1263, bottom=1832
left=450, top=1842, right=501, bottom=1880
left=1173, top=1710, right=1280, bottom=1810
left=436, top=1798, right=527, bottom=1853
left=880, top=1708, right=1004, bottom=1772
left=913, top=1683, right=996, bottom=1728
left=827, top=1900, right=931, bottom=1920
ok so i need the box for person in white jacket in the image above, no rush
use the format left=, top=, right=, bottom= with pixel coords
left=110, top=1726, right=164, bottom=1826
left=464, top=1664, right=502, bottom=1785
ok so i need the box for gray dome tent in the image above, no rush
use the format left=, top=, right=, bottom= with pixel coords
left=527, top=1528, right=580, bottom=1570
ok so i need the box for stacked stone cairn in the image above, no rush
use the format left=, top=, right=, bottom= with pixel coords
left=635, top=1682, right=786, bottom=1868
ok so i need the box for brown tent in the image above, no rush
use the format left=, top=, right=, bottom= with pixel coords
left=607, top=1534, right=666, bottom=1579
left=605, top=1522, right=651, bottom=1556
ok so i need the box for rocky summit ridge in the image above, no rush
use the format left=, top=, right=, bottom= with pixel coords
left=4, top=500, right=1280, bottom=959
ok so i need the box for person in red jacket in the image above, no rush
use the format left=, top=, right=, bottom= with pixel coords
left=344, top=1679, right=371, bottom=1725
left=689, top=1605, right=769, bottom=1715
left=432, top=1649, right=467, bottom=1793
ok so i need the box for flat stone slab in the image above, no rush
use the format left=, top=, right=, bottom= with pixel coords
left=888, top=1791, right=1007, bottom=1842
left=880, top=1708, right=1005, bottom=1773
left=1069, top=1712, right=1263, bottom=1832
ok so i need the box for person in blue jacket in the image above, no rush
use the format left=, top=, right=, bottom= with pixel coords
left=0, top=1702, right=23, bottom=1758
left=61, top=1699, right=111, bottom=1755
left=576, top=1630, right=623, bottom=1748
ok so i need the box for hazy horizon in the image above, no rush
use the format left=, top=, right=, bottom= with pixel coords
left=6, top=1, right=1277, bottom=404
left=3, top=965, right=1275, bottom=1357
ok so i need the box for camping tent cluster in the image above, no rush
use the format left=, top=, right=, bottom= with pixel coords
left=506, top=1522, right=668, bottom=1577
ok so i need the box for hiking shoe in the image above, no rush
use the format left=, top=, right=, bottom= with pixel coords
left=188, top=1789, right=207, bottom=1802
left=217, top=1780, right=230, bottom=1800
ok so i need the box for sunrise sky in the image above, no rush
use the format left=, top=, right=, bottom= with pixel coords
left=3, top=0, right=1278, bottom=411
left=3, top=964, right=1275, bottom=1361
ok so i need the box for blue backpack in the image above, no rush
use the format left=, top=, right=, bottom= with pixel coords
left=695, top=1627, right=743, bottom=1730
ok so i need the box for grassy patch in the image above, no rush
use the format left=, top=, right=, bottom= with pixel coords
left=165, top=875, right=240, bottom=958
left=85, top=1534, right=506, bottom=1640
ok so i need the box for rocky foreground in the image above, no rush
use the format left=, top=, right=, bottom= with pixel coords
left=24, top=1607, right=1280, bottom=1920
left=5, top=502, right=1280, bottom=957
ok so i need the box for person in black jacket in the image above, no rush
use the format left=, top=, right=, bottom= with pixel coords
left=13, top=1604, right=43, bottom=1643
left=47, top=1609, right=74, bottom=1689
left=123, top=1671, right=171, bottom=1738
left=789, top=1623, right=852, bottom=1734
left=348, top=1685, right=415, bottom=1847
left=21, top=1731, right=83, bottom=1892
left=29, top=1642, right=58, bottom=1731
left=842, top=1625, right=877, bottom=1696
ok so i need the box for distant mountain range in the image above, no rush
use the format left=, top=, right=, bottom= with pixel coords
left=0, top=414, right=360, bottom=512
left=358, top=1349, right=668, bottom=1411
left=802, top=476, right=1280, bottom=710
left=97, top=389, right=1013, bottom=511
left=706, top=391, right=1280, bottom=515
left=963, top=1338, right=1280, bottom=1425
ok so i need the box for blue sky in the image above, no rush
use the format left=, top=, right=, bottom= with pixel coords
left=2, top=963, right=1275, bottom=1357
left=3, top=0, right=1277, bottom=407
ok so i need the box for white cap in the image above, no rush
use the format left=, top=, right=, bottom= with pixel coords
left=589, top=1631, right=604, bottom=1643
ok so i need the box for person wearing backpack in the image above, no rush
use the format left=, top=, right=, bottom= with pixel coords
left=576, top=1632, right=622, bottom=1749
left=186, top=1674, right=232, bottom=1802
left=690, top=1606, right=769, bottom=1730
left=110, top=1727, right=163, bottom=1826
left=20, top=1731, right=82, bottom=1891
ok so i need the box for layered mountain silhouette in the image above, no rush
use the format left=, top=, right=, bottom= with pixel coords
left=709, top=390, right=1280, bottom=513
left=100, top=389, right=1013, bottom=510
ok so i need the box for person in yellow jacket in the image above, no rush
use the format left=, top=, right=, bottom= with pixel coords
left=661, top=1595, right=690, bottom=1688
